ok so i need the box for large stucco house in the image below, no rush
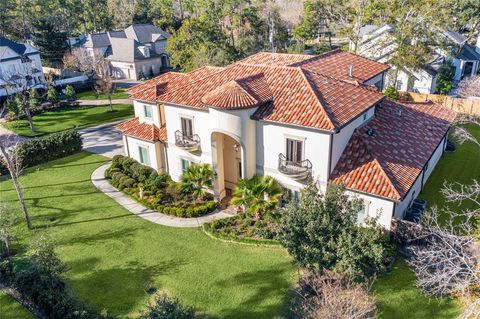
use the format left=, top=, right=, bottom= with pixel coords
left=352, top=25, right=480, bottom=93
left=0, top=36, right=45, bottom=99
left=79, top=24, right=170, bottom=80
left=116, top=50, right=455, bottom=229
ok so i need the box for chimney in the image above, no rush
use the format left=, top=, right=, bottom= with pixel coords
left=348, top=65, right=353, bottom=77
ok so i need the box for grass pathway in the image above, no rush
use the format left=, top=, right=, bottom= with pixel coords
left=0, top=152, right=295, bottom=318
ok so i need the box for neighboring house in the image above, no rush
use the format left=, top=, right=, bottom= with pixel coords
left=352, top=25, right=480, bottom=93
left=0, top=36, right=45, bottom=99
left=116, top=50, right=455, bottom=229
left=79, top=24, right=171, bottom=80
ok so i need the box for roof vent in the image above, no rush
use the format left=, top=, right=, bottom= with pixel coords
left=348, top=65, right=353, bottom=77
left=366, top=128, right=374, bottom=136
left=398, top=110, right=402, bottom=117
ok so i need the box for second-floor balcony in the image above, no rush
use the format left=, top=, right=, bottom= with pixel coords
left=278, top=153, right=312, bottom=180
left=175, top=130, right=201, bottom=151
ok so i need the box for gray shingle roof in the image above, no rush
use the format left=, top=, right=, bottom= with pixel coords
left=456, top=44, right=480, bottom=61
left=0, top=36, right=29, bottom=55
left=84, top=32, right=111, bottom=48
left=124, top=24, right=170, bottom=43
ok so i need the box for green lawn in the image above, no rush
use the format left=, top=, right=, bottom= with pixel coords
left=374, top=124, right=480, bottom=319
left=419, top=123, right=480, bottom=224
left=76, top=88, right=129, bottom=100
left=374, top=259, right=459, bottom=319
left=0, top=152, right=295, bottom=318
left=0, top=290, right=33, bottom=319
left=2, top=104, right=134, bottom=137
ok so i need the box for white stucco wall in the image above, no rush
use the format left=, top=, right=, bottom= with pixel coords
left=331, top=107, right=375, bottom=173
left=124, top=136, right=163, bottom=172
left=346, top=190, right=395, bottom=229
left=133, top=100, right=162, bottom=127
left=163, top=104, right=213, bottom=181
left=256, top=121, right=331, bottom=190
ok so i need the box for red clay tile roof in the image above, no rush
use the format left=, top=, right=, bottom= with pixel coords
left=201, top=73, right=273, bottom=109
left=331, top=100, right=456, bottom=200
left=291, top=49, right=390, bottom=82
left=115, top=118, right=167, bottom=142
left=128, top=50, right=389, bottom=131
left=128, top=66, right=224, bottom=102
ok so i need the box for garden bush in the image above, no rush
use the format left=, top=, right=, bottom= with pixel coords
left=384, top=86, right=400, bottom=100
left=13, top=130, right=82, bottom=169
left=139, top=293, right=196, bottom=319
left=0, top=259, right=101, bottom=319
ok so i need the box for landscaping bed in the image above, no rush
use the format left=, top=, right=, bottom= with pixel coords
left=105, top=155, right=217, bottom=218
left=205, top=213, right=281, bottom=245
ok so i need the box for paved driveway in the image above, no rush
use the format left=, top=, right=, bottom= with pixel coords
left=80, top=121, right=125, bottom=158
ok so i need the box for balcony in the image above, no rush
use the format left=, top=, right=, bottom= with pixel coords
left=278, top=153, right=312, bottom=179
left=175, top=130, right=201, bottom=151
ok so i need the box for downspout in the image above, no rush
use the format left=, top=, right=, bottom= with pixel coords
left=163, top=141, right=169, bottom=174
left=125, top=135, right=130, bottom=157
left=327, top=132, right=334, bottom=180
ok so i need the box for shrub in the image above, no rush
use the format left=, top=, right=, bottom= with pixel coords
left=47, top=86, right=59, bottom=103
left=384, top=86, right=400, bottom=100
left=294, top=271, right=376, bottom=319
left=139, top=293, right=195, bottom=319
left=15, top=130, right=82, bottom=169
left=146, top=172, right=171, bottom=191
left=127, top=162, right=153, bottom=182
left=65, top=85, right=76, bottom=100
left=111, top=154, right=126, bottom=169
left=436, top=63, right=455, bottom=95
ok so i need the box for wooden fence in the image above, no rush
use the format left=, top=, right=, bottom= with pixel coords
left=400, top=92, right=480, bottom=116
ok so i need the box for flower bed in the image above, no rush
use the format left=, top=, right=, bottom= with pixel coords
left=105, top=155, right=217, bottom=218
left=204, top=213, right=281, bottom=245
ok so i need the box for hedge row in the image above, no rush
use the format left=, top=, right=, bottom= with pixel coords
left=0, top=259, right=102, bottom=319
left=106, top=155, right=217, bottom=218
left=155, top=201, right=217, bottom=218
left=0, top=130, right=82, bottom=175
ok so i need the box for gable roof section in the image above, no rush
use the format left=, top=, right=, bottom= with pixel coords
left=331, top=99, right=456, bottom=200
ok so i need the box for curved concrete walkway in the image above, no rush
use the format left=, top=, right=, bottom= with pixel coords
left=91, top=163, right=236, bottom=228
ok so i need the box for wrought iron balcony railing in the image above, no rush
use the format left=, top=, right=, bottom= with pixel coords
left=278, top=153, right=312, bottom=179
left=175, top=130, right=201, bottom=151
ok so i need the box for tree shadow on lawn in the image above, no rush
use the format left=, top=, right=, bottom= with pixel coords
left=70, top=258, right=189, bottom=316
left=211, top=267, right=295, bottom=319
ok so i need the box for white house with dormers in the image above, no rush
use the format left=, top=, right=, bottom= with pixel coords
left=116, top=50, right=456, bottom=229
left=352, top=25, right=480, bottom=93
left=0, top=36, right=45, bottom=98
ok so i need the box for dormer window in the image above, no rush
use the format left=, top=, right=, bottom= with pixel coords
left=144, top=104, right=152, bottom=119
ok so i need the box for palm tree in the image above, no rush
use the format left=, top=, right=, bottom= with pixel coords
left=230, top=175, right=283, bottom=220
left=179, top=163, right=213, bottom=201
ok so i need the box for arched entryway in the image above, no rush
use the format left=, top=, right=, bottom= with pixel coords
left=211, top=131, right=244, bottom=201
